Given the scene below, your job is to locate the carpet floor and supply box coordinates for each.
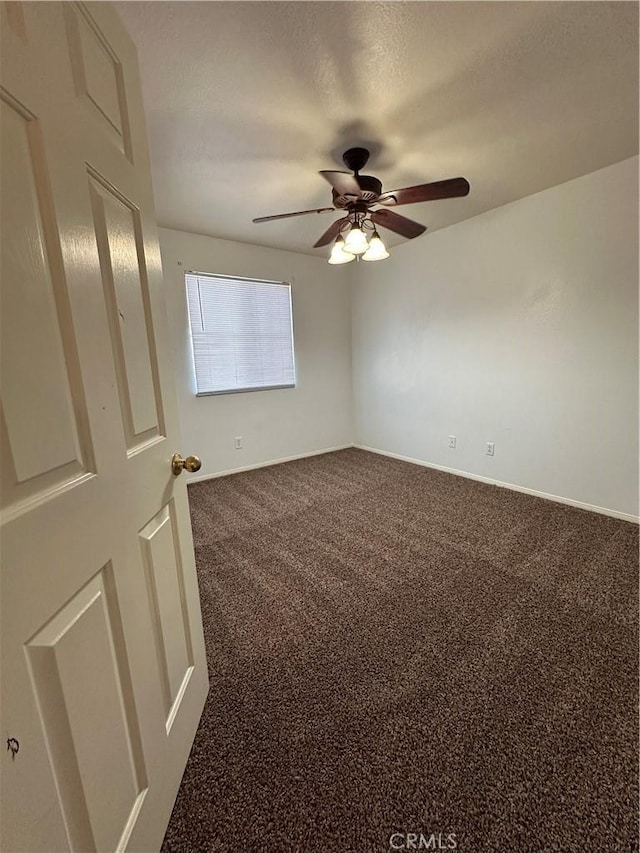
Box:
[161,448,638,853]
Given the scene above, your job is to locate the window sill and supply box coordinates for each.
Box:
[196,384,296,397]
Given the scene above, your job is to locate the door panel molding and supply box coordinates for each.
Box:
[87,164,166,452]
[64,2,132,159]
[0,87,95,515]
[26,564,148,853]
[139,501,195,732]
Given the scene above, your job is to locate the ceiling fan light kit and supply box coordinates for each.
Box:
[343,223,369,255]
[362,230,390,262]
[253,147,470,265]
[328,235,355,265]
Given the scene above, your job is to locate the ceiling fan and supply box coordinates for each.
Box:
[252,147,470,263]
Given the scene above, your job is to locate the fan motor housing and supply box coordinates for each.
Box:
[357,175,382,197]
[332,174,383,208]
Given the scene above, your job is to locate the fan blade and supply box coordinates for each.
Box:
[319,170,362,198]
[253,207,335,223]
[371,209,426,239]
[313,217,349,248]
[377,177,470,206]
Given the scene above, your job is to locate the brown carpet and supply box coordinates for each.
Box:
[162,448,638,853]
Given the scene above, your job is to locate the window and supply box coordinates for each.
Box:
[185,272,296,395]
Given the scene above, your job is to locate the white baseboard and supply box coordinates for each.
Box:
[354,444,639,524]
[185,444,354,484]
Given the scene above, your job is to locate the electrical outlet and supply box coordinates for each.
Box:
[234,436,243,450]
[448,435,456,449]
[486,442,495,456]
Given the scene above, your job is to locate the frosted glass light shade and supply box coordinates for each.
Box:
[343,226,369,255]
[362,234,389,261]
[328,237,355,265]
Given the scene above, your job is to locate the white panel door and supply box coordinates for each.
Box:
[0,3,209,851]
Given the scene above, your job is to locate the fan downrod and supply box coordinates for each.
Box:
[342,147,370,174]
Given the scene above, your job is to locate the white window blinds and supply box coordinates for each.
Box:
[185,272,296,395]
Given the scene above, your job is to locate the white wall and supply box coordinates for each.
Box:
[351,157,639,518]
[160,228,352,479]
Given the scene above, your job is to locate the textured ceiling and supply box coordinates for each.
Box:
[116,1,639,257]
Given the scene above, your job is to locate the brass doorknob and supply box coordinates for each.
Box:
[171,453,202,476]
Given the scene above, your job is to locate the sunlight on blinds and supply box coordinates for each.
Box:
[185,273,296,395]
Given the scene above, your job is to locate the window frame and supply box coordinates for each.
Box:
[185,270,297,397]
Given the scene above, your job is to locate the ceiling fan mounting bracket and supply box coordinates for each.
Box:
[342,147,370,174]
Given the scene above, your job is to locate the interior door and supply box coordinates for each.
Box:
[0,3,208,851]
